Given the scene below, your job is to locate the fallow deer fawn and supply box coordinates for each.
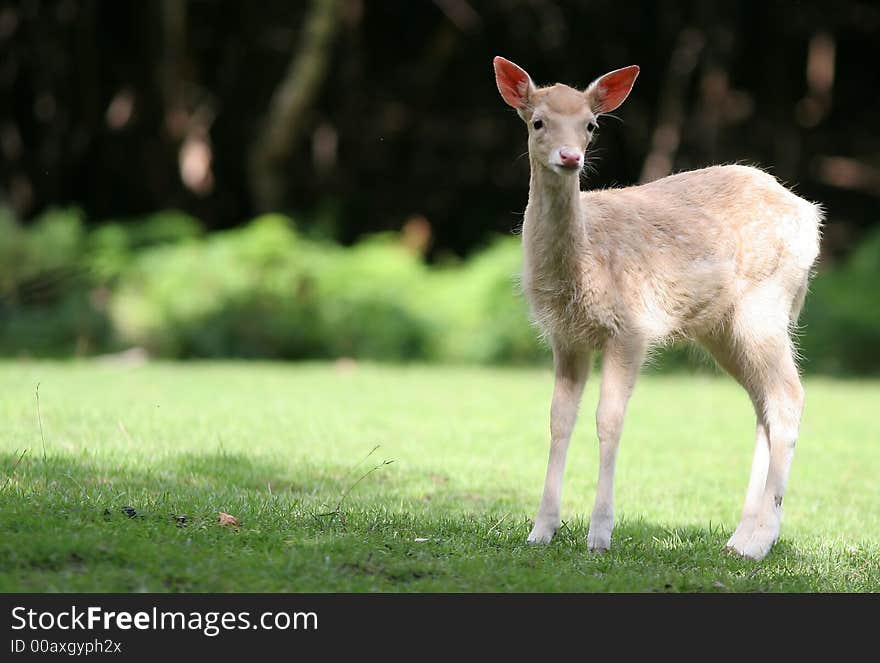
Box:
[493,56,822,561]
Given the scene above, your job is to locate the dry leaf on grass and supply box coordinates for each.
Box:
[218,512,240,528]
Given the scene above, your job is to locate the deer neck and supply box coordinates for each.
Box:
[523,162,587,283]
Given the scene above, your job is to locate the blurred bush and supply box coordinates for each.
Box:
[1,208,878,373]
[111,216,432,359]
[416,239,544,363]
[0,208,203,356]
[798,228,880,375]
[0,207,108,356]
[109,216,543,362]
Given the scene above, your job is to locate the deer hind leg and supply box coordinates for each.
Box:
[700,332,770,552]
[726,420,771,552]
[708,290,805,561]
[736,345,803,561]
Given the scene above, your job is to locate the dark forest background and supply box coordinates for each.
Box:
[1,0,879,370]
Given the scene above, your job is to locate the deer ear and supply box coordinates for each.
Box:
[585,65,640,114]
[493,56,534,109]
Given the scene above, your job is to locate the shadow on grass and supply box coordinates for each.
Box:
[1,451,876,592]
[0,448,524,511]
[2,448,355,496]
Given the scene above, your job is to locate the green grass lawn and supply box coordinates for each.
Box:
[0,360,877,592]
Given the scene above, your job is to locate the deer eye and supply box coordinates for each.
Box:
[532,119,544,130]
[587,121,597,133]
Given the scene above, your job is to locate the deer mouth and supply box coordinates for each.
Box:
[549,160,583,175]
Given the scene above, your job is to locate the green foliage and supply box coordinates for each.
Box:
[0,207,85,287]
[108,216,543,362]
[110,217,432,359]
[799,228,880,375]
[416,238,546,363]
[310,234,431,360]
[88,210,203,282]
[0,208,108,356]
[0,208,204,357]
[1,210,878,373]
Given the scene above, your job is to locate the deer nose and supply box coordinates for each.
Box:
[558,148,582,169]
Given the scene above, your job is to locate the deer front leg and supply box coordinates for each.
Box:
[527,346,591,544]
[587,338,644,553]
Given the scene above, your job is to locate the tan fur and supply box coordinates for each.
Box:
[496,58,823,561]
[523,164,821,348]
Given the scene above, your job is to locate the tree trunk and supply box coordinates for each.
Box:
[248,0,343,212]
[639,28,704,183]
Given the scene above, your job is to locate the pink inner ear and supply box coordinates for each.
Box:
[591,65,640,113]
[494,57,531,109]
